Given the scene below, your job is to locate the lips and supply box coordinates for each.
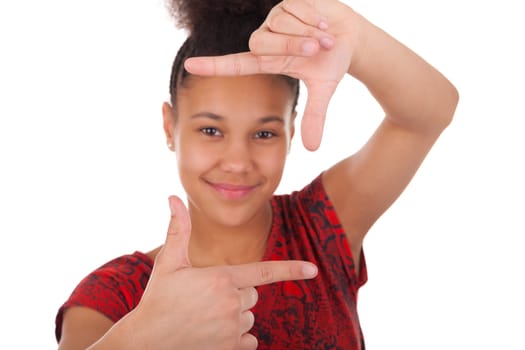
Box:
[205,181,259,200]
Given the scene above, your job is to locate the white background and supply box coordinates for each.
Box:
[1,0,524,349]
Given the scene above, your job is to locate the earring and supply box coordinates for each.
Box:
[167,142,173,150]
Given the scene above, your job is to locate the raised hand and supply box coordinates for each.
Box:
[184,0,360,151]
[126,196,318,350]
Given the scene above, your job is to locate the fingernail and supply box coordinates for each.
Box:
[302,264,318,277]
[302,41,317,55]
[320,37,335,49]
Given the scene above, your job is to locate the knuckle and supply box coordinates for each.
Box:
[267,12,284,31]
[251,287,259,305]
[247,310,255,323]
[232,55,242,75]
[281,0,295,11]
[248,31,263,53]
[255,55,266,73]
[283,0,319,25]
[240,333,258,349]
[242,287,259,309]
[288,264,295,280]
[284,37,293,54]
[242,310,256,331]
[258,263,274,283]
[282,0,305,14]
[285,37,302,55]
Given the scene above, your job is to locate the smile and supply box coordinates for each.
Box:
[206,181,259,200]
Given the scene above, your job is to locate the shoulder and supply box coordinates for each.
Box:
[65,251,154,305]
[273,173,326,206]
[75,251,154,303]
[98,251,154,277]
[81,251,154,291]
[273,172,338,228]
[55,251,154,341]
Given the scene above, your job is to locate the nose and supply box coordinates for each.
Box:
[219,138,254,173]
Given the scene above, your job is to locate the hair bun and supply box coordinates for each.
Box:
[169,0,280,34]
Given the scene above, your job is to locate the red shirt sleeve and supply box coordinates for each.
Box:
[55,251,153,342]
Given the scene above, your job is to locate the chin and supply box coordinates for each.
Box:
[187,190,271,228]
[210,200,270,227]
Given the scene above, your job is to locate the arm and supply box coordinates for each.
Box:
[57,307,115,350]
[183,1,459,258]
[323,12,459,255]
[58,307,149,350]
[57,196,318,350]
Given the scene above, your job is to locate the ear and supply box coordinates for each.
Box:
[162,102,176,152]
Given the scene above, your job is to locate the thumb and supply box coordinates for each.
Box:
[155,195,192,273]
[301,81,338,151]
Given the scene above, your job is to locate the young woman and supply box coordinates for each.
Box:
[55,0,458,349]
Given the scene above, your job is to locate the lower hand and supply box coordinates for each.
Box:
[127,196,318,350]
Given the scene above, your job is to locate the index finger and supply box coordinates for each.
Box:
[224,260,318,288]
[184,53,263,77]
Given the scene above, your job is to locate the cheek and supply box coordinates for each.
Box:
[255,146,287,178]
[175,134,215,175]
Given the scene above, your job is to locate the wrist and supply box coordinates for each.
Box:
[346,11,371,78]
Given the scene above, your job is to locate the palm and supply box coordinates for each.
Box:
[259,34,350,88]
[263,33,350,91]
[256,27,354,149]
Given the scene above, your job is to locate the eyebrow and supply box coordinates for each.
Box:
[190,112,284,124]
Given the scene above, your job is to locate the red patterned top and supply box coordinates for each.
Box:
[55,175,367,349]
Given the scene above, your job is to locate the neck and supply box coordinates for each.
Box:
[188,201,273,267]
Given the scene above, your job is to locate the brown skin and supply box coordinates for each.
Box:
[58,76,302,350]
[58,308,114,350]
[162,75,296,267]
[184,3,458,267]
[60,196,318,350]
[58,1,458,349]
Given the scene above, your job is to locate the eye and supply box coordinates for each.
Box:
[200,127,222,137]
[254,131,276,139]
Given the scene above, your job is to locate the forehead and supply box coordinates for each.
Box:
[177,75,295,118]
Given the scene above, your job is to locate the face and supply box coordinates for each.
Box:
[163,75,296,228]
